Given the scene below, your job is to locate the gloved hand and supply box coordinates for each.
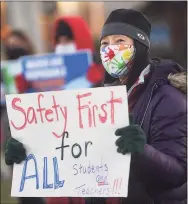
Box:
[115,114,146,155]
[5,137,27,165]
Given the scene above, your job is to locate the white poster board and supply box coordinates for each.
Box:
[6,86,131,197]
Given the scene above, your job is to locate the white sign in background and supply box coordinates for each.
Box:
[6,86,130,197]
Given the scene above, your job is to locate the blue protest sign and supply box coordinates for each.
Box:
[21,51,92,81]
[20,51,93,92]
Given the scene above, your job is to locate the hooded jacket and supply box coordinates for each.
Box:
[14,16,104,93]
[105,59,187,204]
[129,59,186,204]
[47,59,186,204]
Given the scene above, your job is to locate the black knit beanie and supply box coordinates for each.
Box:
[100,9,151,48]
[55,20,74,43]
[102,9,152,89]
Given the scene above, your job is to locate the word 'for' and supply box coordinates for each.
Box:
[56,131,93,160]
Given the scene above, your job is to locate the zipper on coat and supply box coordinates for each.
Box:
[120,198,124,204]
[140,83,158,127]
[139,81,159,204]
[150,199,155,204]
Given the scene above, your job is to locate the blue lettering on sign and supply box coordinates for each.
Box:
[43,157,53,189]
[53,157,65,189]
[20,154,39,192]
[21,51,92,82]
[20,154,65,192]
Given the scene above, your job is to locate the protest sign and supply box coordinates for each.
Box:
[20,50,93,91]
[6,86,130,198]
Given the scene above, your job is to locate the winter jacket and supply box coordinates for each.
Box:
[47,59,187,204]
[130,59,186,204]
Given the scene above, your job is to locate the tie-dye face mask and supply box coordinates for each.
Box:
[100,44,135,78]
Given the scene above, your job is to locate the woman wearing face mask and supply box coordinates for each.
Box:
[53,16,104,89]
[4,30,34,60]
[3,30,34,93]
[2,30,45,204]
[4,9,186,204]
[97,9,186,204]
[1,30,33,167]
[1,30,33,146]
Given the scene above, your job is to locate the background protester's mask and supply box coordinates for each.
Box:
[100,44,135,78]
[5,46,30,60]
[55,43,77,54]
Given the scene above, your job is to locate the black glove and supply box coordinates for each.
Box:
[5,137,27,165]
[115,114,146,155]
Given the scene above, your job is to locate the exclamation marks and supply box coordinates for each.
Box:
[112,178,122,195]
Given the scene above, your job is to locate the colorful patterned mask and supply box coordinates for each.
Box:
[100,44,135,78]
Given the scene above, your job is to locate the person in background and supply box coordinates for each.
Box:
[2,30,45,204]
[4,30,34,60]
[53,16,104,88]
[16,16,104,92]
[1,29,34,171]
[1,30,33,150]
[3,30,34,93]
[1,30,34,145]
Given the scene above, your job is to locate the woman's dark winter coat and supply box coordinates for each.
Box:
[47,59,187,204]
[128,59,187,204]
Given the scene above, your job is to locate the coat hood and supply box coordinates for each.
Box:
[149,59,186,94]
[168,72,186,94]
[52,16,94,52]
